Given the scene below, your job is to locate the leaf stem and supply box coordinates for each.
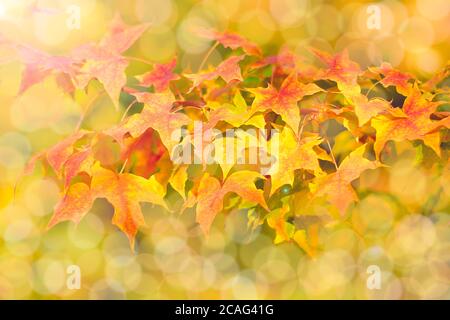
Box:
[75,90,105,131]
[365,79,381,97]
[121,100,138,121]
[326,139,338,170]
[297,115,308,140]
[124,56,154,66]
[119,158,128,174]
[198,41,219,72]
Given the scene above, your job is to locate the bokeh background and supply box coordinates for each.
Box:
[0,0,449,299]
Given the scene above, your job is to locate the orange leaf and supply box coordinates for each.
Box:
[185,55,244,92]
[269,127,324,195]
[47,182,95,229]
[372,62,413,95]
[248,72,322,132]
[196,171,268,234]
[311,145,381,216]
[352,94,392,126]
[72,14,150,109]
[137,57,180,92]
[372,85,444,157]
[90,163,167,249]
[106,91,190,155]
[195,28,261,56]
[267,204,295,244]
[311,48,361,98]
[24,130,91,178]
[63,147,94,189]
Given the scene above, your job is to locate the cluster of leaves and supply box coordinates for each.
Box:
[4,16,449,255]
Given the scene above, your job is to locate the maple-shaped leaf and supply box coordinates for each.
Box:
[196,171,268,234]
[169,165,189,200]
[75,56,128,109]
[370,62,413,96]
[63,147,94,189]
[372,85,444,158]
[120,128,166,178]
[136,57,180,92]
[47,182,95,229]
[184,55,244,91]
[310,145,381,216]
[247,72,322,132]
[251,47,298,72]
[99,14,150,55]
[90,163,167,249]
[251,47,318,80]
[422,62,449,92]
[46,130,91,173]
[48,163,167,249]
[106,91,190,155]
[425,115,450,134]
[267,204,295,244]
[351,94,393,125]
[24,130,91,177]
[311,48,361,98]
[14,44,77,94]
[268,127,324,195]
[72,15,150,109]
[293,225,320,258]
[195,28,262,56]
[204,91,265,130]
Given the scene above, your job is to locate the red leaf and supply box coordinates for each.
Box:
[137,58,180,92]
[195,28,262,56]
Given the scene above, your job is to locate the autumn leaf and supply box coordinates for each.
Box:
[136,57,180,92]
[169,165,189,200]
[251,47,298,74]
[425,115,450,134]
[422,61,449,92]
[372,85,444,157]
[47,182,95,229]
[371,62,413,96]
[196,171,268,234]
[267,204,295,244]
[204,91,265,130]
[247,72,322,132]
[293,225,319,258]
[47,162,167,250]
[15,18,450,258]
[351,94,393,126]
[24,130,91,177]
[106,91,190,155]
[120,128,166,178]
[268,126,324,195]
[184,55,244,92]
[15,44,77,94]
[311,48,361,98]
[90,163,167,249]
[251,47,317,80]
[310,145,381,216]
[63,147,94,189]
[195,28,262,56]
[72,14,150,109]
